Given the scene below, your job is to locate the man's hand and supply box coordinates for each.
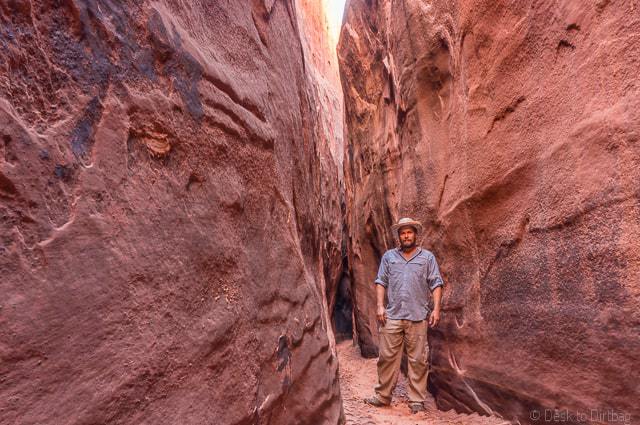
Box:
[429,286,443,328]
[428,309,441,328]
[375,284,386,325]
[376,305,386,325]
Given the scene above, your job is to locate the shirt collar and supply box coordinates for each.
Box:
[394,246,422,262]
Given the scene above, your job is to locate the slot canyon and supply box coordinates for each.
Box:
[0,1,638,425]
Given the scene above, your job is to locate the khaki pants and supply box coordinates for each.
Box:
[375,319,428,404]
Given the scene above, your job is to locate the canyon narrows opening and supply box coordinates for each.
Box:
[1,2,638,425]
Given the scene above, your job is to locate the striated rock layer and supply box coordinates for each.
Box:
[338,0,639,423]
[0,1,344,424]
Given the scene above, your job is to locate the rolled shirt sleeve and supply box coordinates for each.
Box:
[427,255,444,291]
[374,253,389,287]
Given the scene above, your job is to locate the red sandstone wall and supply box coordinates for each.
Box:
[0,1,344,424]
[338,0,640,423]
[296,0,346,324]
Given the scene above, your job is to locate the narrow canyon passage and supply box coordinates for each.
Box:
[1,1,638,425]
[336,1,639,424]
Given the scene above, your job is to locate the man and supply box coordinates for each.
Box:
[364,217,444,414]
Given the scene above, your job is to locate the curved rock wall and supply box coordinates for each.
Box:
[1,1,344,424]
[338,0,639,423]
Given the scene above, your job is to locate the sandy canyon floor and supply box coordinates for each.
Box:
[337,341,510,425]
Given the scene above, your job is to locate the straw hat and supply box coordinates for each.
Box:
[391,217,423,235]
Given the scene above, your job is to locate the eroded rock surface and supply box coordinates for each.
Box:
[1,1,344,424]
[338,0,640,423]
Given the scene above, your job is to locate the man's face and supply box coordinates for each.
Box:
[398,226,417,250]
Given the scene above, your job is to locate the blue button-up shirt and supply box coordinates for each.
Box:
[374,247,444,321]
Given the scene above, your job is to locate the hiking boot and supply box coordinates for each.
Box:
[410,402,425,414]
[363,396,389,407]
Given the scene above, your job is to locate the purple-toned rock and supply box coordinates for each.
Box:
[338,0,640,423]
[0,1,344,424]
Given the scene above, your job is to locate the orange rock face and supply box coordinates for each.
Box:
[1,1,343,424]
[338,0,639,423]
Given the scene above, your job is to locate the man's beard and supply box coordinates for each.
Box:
[400,239,416,251]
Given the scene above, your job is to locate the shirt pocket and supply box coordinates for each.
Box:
[408,258,429,282]
[388,259,403,279]
[387,259,403,299]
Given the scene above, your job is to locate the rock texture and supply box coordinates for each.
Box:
[338,0,640,423]
[0,1,344,424]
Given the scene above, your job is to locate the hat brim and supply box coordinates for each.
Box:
[391,221,423,235]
